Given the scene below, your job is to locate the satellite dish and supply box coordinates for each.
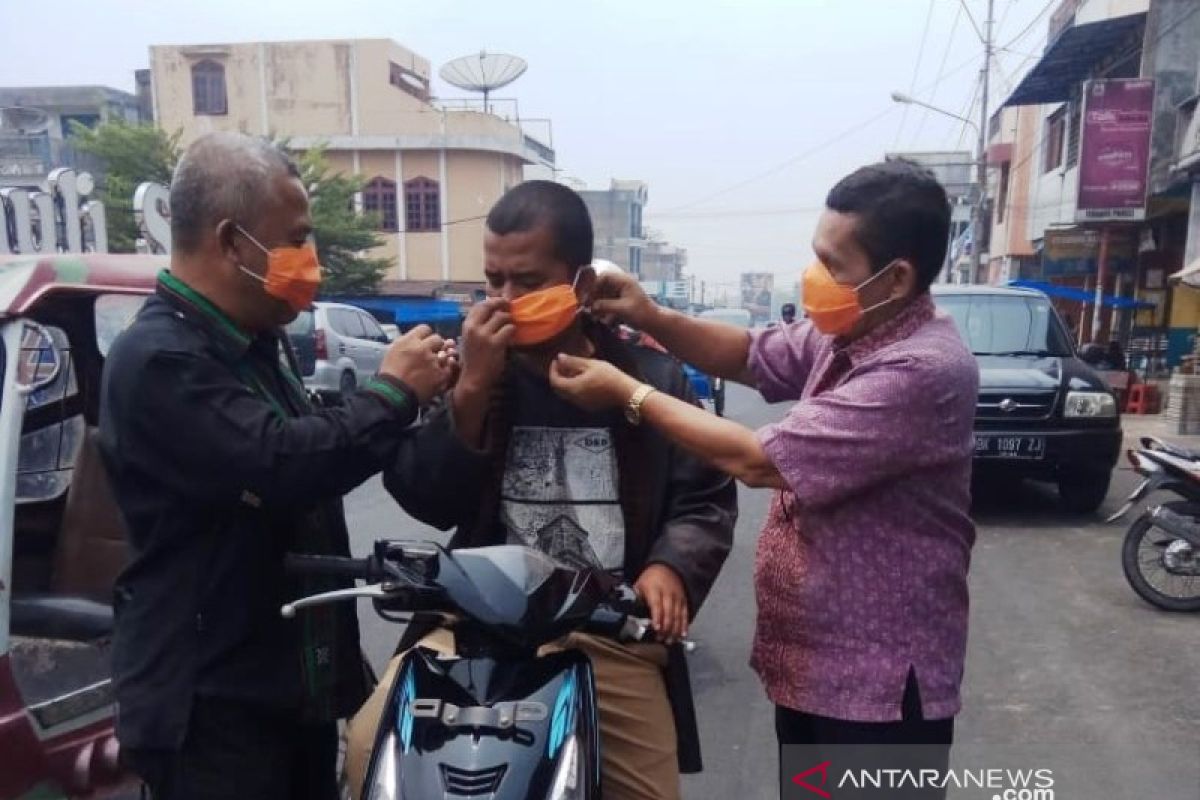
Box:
[439,51,528,112]
[0,106,51,135]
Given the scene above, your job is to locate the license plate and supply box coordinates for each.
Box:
[975,435,1046,460]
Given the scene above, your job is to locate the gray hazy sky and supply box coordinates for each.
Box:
[2,0,1051,290]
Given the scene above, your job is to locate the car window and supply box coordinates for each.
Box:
[343,309,369,340]
[937,295,1074,356]
[95,294,148,357]
[358,312,386,341]
[336,309,367,339]
[286,310,315,336]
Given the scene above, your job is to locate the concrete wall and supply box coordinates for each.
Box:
[152,38,539,286]
[1142,0,1200,194]
[990,106,1038,260]
[1026,103,1080,244]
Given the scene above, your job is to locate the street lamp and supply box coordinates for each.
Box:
[892,91,988,284]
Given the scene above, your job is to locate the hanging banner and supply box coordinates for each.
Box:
[1076,78,1155,222]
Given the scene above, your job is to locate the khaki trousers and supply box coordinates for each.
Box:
[344,631,680,800]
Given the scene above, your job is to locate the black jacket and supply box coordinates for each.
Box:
[384,329,737,771]
[100,273,416,749]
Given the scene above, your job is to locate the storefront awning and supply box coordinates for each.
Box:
[1169,258,1200,289]
[331,296,463,323]
[1008,279,1155,309]
[1003,13,1147,107]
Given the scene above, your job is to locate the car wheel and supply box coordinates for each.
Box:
[1057,470,1111,514]
[339,370,357,396]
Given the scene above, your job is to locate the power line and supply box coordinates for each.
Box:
[993,3,1200,232]
[912,1,965,144]
[960,0,987,43]
[1000,0,1056,51]
[658,51,985,214]
[895,0,938,148]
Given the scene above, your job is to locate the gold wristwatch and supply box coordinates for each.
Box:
[625,384,657,426]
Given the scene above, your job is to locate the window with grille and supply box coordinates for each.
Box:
[191,60,228,116]
[1066,98,1082,169]
[1043,108,1066,173]
[404,178,440,232]
[363,177,398,231]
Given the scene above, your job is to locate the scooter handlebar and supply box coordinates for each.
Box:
[284,553,378,582]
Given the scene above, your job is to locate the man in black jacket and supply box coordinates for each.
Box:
[345,182,736,800]
[100,133,453,799]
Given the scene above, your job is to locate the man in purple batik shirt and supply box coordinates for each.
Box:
[549,160,978,795]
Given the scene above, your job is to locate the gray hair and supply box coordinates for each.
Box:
[169,132,300,254]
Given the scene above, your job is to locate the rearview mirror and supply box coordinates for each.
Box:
[16,321,63,396]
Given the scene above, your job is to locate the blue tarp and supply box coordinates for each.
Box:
[330,296,462,323]
[1007,280,1156,310]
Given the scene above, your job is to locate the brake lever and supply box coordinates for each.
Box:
[281,585,388,618]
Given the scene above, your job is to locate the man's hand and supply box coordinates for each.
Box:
[380,325,451,405]
[548,353,640,412]
[634,564,690,644]
[458,298,514,395]
[450,299,514,448]
[587,270,660,332]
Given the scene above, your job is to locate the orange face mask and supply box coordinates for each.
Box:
[236,225,322,313]
[802,260,896,336]
[509,281,580,347]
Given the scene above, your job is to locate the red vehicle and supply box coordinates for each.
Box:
[0,253,162,799]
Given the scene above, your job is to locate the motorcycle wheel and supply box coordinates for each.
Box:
[1121,502,1200,612]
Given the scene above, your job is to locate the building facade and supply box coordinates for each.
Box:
[0,86,144,191]
[579,180,648,276]
[984,106,1040,285]
[149,38,556,293]
[884,151,976,283]
[995,0,1200,370]
[640,238,687,282]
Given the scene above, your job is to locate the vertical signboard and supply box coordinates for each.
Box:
[740,272,774,324]
[1076,78,1155,222]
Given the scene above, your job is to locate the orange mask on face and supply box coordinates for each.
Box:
[801,260,897,336]
[510,283,580,347]
[236,225,322,313]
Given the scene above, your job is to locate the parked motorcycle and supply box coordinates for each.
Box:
[1108,436,1200,611]
[283,540,686,800]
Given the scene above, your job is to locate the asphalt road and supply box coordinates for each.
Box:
[343,385,1200,799]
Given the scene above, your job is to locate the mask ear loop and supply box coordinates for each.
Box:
[855,261,903,316]
[571,265,592,321]
[232,224,271,285]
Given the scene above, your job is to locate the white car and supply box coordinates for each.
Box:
[286,302,391,397]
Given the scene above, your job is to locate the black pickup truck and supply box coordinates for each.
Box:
[933,285,1122,513]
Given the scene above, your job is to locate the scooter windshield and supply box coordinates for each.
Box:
[436,546,612,646]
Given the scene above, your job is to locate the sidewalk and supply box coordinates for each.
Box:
[1121,413,1200,447]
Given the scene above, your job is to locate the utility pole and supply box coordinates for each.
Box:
[972,0,994,284]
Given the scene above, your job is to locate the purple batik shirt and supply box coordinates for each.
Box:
[748,293,978,723]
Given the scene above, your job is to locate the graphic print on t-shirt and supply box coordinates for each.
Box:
[501,426,625,572]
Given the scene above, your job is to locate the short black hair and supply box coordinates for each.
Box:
[825,160,951,292]
[781,303,796,313]
[486,180,594,271]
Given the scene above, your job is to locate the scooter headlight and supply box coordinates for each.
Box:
[1065,391,1117,418]
[546,734,584,800]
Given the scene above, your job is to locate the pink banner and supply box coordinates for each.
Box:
[1077,78,1155,222]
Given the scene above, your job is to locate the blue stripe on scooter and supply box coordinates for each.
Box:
[396,667,416,753]
[547,669,578,758]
